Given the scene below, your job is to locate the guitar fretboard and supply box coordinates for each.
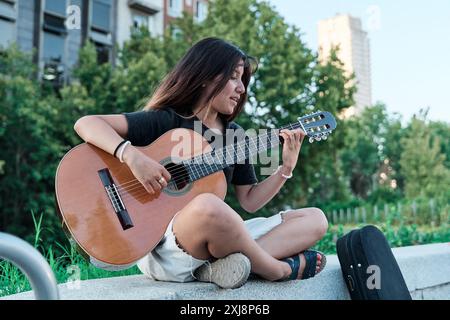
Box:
[183,122,303,182]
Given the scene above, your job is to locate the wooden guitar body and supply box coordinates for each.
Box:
[55,128,227,268]
[55,110,336,270]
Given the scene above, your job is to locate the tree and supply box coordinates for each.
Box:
[302,48,355,206]
[113,52,167,110]
[0,45,62,238]
[0,0,357,243]
[381,111,406,198]
[340,104,388,199]
[429,120,450,169]
[399,111,450,199]
[166,0,356,215]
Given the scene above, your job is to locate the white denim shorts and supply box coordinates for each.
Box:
[136,211,288,283]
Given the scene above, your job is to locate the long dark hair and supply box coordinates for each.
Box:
[144,37,258,122]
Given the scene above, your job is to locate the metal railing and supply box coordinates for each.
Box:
[0,232,59,300]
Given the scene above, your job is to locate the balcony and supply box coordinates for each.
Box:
[128,0,161,15]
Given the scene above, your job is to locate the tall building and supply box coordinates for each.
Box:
[0,0,208,87]
[318,14,372,117]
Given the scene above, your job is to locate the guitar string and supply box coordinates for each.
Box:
[113,131,281,196]
[114,129,331,202]
[110,150,285,204]
[113,124,328,201]
[114,132,278,194]
[114,136,261,191]
[113,117,329,191]
[112,139,317,203]
[105,121,331,206]
[109,120,330,203]
[110,136,278,203]
[114,122,305,192]
[61,117,329,216]
[112,126,287,190]
[108,127,288,204]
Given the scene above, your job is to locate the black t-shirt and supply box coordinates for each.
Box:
[123,107,258,186]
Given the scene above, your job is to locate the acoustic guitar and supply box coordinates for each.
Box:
[55,111,336,269]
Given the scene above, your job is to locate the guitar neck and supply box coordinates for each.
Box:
[183,121,304,182]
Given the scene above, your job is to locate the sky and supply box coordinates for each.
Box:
[268,0,450,123]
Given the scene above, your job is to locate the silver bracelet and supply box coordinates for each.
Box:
[118,141,131,163]
[276,165,293,179]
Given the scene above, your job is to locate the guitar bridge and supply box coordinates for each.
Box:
[98,168,134,230]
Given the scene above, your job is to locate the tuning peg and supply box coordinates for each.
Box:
[309,137,315,143]
[315,136,322,141]
[322,134,328,140]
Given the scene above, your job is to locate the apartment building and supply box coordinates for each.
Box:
[0,0,208,86]
[318,14,372,116]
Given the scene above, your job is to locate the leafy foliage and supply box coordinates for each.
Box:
[0,0,448,258]
[399,111,450,199]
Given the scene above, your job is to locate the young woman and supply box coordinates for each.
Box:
[74,37,328,289]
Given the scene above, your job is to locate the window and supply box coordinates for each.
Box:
[132,13,149,29]
[168,0,182,17]
[44,0,66,17]
[42,60,65,84]
[43,32,65,62]
[90,0,112,63]
[194,1,207,22]
[94,42,110,64]
[42,32,65,86]
[42,0,67,63]
[43,12,66,34]
[171,26,182,39]
[0,0,16,20]
[0,0,16,49]
[92,1,110,30]
[42,0,67,62]
[0,19,15,49]
[92,0,111,33]
[42,0,67,86]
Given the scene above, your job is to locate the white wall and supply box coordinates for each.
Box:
[116,0,164,50]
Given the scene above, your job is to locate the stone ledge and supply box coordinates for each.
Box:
[2,243,449,300]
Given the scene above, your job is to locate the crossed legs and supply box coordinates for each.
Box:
[172,193,328,281]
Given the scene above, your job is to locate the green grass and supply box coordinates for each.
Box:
[1,211,449,298]
[0,212,141,297]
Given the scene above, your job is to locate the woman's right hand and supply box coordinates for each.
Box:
[122,146,171,194]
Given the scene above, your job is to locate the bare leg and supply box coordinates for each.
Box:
[172,193,291,281]
[255,208,329,278]
[256,208,328,258]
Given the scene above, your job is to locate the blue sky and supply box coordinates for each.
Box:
[268,0,450,123]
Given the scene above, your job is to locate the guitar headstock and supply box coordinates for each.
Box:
[298,110,337,143]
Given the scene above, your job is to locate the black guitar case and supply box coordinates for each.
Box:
[336,225,412,300]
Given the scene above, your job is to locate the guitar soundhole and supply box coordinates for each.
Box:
[164,162,189,192]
